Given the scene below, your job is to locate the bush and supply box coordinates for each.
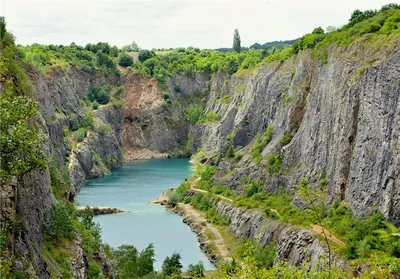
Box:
[92,100,99,109]
[251,125,274,163]
[204,111,218,123]
[89,85,110,105]
[188,262,205,277]
[226,145,235,158]
[97,124,112,135]
[115,244,156,278]
[162,252,182,276]
[111,99,122,108]
[185,105,204,123]
[45,202,76,241]
[118,52,133,67]
[88,262,103,279]
[280,135,292,145]
[138,50,155,62]
[96,50,115,69]
[0,84,45,177]
[267,153,281,174]
[72,127,87,142]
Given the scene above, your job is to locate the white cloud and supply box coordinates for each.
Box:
[1,0,398,49]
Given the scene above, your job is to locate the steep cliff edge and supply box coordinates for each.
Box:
[193,37,400,225]
[214,200,343,269]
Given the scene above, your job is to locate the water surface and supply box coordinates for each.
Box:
[76,159,214,271]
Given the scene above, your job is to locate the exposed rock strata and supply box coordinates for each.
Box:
[214,201,344,269]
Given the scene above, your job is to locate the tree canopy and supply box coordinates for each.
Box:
[233,29,241,53]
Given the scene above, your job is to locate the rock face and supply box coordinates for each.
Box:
[214,201,342,269]
[193,40,400,225]
[0,171,54,278]
[120,71,209,160]
[28,66,124,191]
[5,34,400,277]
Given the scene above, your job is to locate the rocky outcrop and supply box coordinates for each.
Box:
[0,171,54,278]
[76,206,126,215]
[214,201,343,269]
[194,39,400,225]
[120,71,210,160]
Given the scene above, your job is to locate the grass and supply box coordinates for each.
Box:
[251,124,274,164]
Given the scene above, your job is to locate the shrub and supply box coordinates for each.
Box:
[118,52,133,67]
[138,49,155,62]
[97,124,112,135]
[203,111,219,123]
[88,85,110,105]
[251,125,274,163]
[88,262,103,279]
[280,135,292,145]
[225,130,235,142]
[162,252,182,276]
[226,145,235,158]
[45,202,76,241]
[111,99,122,108]
[267,153,281,174]
[188,262,205,277]
[92,100,99,109]
[185,105,204,123]
[0,84,45,177]
[96,50,115,69]
[72,127,87,142]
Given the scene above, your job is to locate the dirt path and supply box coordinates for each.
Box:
[190,178,234,203]
[312,225,346,246]
[179,203,231,260]
[190,177,346,247]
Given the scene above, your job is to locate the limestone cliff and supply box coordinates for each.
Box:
[192,38,400,226]
[3,31,400,277]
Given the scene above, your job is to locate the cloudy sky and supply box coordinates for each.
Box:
[1,0,397,49]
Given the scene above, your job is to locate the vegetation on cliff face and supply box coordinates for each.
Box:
[0,17,45,181]
[2,3,400,278]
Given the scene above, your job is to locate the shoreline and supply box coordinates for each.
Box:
[169,204,227,267]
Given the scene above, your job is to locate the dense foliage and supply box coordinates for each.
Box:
[19,42,118,74]
[118,52,134,67]
[0,17,45,180]
[162,252,183,277]
[115,244,156,278]
[88,84,111,104]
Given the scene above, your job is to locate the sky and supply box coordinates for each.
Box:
[1,0,398,49]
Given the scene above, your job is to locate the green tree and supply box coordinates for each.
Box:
[0,83,45,177]
[138,49,155,62]
[45,202,76,241]
[96,50,114,69]
[118,52,133,67]
[297,177,331,270]
[131,41,140,52]
[233,29,241,53]
[115,244,156,278]
[116,245,139,278]
[312,26,325,34]
[162,252,182,276]
[110,45,119,57]
[137,243,156,277]
[188,261,205,277]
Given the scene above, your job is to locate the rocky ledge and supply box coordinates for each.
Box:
[214,201,345,269]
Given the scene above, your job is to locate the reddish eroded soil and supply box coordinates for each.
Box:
[312,225,346,246]
[120,71,167,160]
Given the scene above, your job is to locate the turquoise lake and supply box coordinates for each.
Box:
[75,158,214,271]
